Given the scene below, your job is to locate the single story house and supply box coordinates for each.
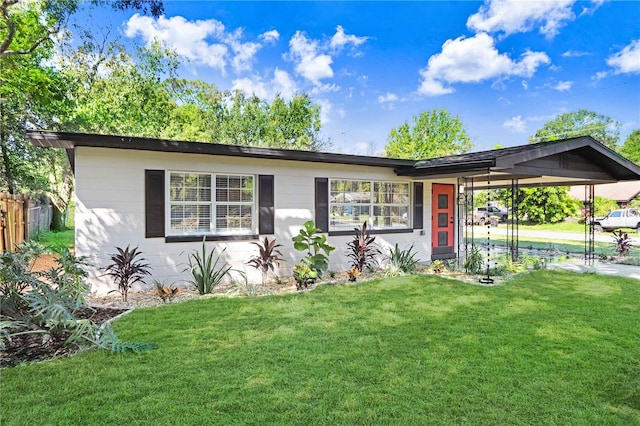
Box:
[569,181,640,208]
[28,131,640,294]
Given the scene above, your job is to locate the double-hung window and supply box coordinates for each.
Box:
[329,179,410,231]
[169,172,254,235]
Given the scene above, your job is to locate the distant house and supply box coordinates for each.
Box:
[27,132,640,294]
[569,181,640,208]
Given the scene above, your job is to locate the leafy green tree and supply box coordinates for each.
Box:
[593,196,619,218]
[63,38,178,138]
[1,0,163,58]
[0,18,72,197]
[529,109,621,148]
[522,109,623,225]
[619,129,640,164]
[1,0,163,230]
[517,187,579,224]
[160,80,325,150]
[385,108,471,159]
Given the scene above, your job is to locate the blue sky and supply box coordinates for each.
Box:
[74,1,640,155]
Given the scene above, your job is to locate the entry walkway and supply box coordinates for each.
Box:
[548,260,640,280]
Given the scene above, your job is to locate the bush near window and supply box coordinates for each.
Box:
[292,221,335,279]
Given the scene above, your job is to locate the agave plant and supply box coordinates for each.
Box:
[384,243,420,276]
[104,245,152,302]
[347,221,380,273]
[183,238,235,295]
[247,237,284,285]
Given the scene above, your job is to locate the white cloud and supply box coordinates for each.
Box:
[259,30,280,43]
[503,115,526,133]
[330,25,368,52]
[592,70,609,80]
[286,27,368,86]
[288,31,334,84]
[231,68,298,100]
[562,50,589,58]
[551,80,573,91]
[467,0,578,38]
[311,83,340,95]
[125,14,228,71]
[377,92,398,103]
[124,14,274,74]
[418,33,550,96]
[316,98,332,124]
[225,29,261,73]
[607,39,640,74]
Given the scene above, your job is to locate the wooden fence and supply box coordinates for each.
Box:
[0,193,27,253]
[0,193,52,253]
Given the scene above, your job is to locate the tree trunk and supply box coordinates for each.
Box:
[50,203,65,231]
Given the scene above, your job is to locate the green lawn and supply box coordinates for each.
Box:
[473,236,615,257]
[35,229,74,252]
[2,272,638,425]
[516,221,586,233]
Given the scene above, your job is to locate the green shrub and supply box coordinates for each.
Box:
[384,243,420,276]
[463,245,484,274]
[430,259,446,274]
[0,244,101,350]
[293,260,317,290]
[292,221,335,279]
[183,238,235,295]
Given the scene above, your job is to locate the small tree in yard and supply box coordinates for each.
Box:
[104,245,152,302]
[292,220,335,278]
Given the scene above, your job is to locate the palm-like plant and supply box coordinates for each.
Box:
[104,245,152,302]
[611,230,633,257]
[183,238,234,295]
[247,237,284,285]
[347,221,380,273]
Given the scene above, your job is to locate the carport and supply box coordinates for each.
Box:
[395,136,640,268]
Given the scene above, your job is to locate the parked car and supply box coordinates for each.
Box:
[466,208,490,225]
[592,208,640,233]
[466,206,504,225]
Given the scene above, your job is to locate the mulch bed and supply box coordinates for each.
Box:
[1,307,128,368]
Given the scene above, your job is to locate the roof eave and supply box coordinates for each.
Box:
[26,130,416,169]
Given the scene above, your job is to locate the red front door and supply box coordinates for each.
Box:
[432,183,455,259]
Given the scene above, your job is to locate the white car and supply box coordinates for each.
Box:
[592,208,640,233]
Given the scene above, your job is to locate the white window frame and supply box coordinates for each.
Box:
[167,171,256,236]
[329,178,411,232]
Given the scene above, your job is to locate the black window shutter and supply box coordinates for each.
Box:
[413,182,423,230]
[145,170,165,238]
[258,175,275,235]
[315,178,329,232]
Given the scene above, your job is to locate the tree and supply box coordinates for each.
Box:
[620,129,640,164]
[523,109,623,225]
[1,0,164,230]
[385,108,471,159]
[517,187,579,224]
[529,109,621,149]
[0,0,163,57]
[62,38,178,138]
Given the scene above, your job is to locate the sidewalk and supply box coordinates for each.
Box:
[547,259,640,280]
[485,227,640,245]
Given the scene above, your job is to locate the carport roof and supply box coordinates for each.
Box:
[27,131,640,188]
[395,136,640,188]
